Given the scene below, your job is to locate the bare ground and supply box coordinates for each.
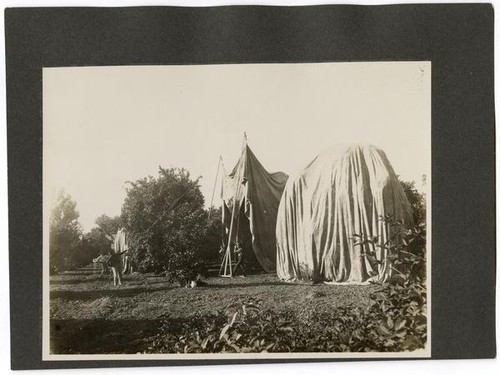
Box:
[50,266,380,354]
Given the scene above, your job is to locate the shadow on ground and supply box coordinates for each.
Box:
[50,275,169,286]
[50,284,176,301]
[51,319,164,354]
[205,281,311,289]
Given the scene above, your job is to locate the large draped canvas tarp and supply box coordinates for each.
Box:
[276,144,413,283]
[221,144,288,272]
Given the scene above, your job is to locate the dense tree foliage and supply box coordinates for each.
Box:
[204,206,225,264]
[84,214,122,258]
[95,214,122,240]
[121,167,220,282]
[400,178,426,225]
[49,192,83,273]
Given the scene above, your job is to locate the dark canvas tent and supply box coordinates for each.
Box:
[276,144,413,283]
[220,141,288,274]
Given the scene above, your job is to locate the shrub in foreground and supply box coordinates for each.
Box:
[146,277,426,354]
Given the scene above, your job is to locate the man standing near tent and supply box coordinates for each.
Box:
[232,241,246,277]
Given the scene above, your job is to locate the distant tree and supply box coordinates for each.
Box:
[400,178,426,226]
[83,214,122,258]
[121,167,210,283]
[49,191,83,273]
[83,228,108,256]
[94,214,122,240]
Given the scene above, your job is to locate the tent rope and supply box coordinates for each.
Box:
[207,156,222,222]
[235,133,247,242]
[220,134,247,277]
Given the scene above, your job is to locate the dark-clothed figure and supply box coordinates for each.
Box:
[233,241,246,277]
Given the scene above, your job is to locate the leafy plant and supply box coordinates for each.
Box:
[353,214,427,351]
[146,300,300,353]
[400,178,426,226]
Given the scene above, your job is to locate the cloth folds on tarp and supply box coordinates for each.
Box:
[221,145,288,272]
[276,144,413,283]
[113,228,129,254]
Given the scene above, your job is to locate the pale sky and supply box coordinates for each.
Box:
[43,62,431,231]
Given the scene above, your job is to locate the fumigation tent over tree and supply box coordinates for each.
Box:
[219,136,288,275]
[114,228,134,274]
[276,144,413,283]
[114,228,129,254]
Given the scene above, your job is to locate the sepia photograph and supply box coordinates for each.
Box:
[43,62,430,359]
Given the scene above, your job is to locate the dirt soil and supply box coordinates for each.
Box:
[50,265,380,354]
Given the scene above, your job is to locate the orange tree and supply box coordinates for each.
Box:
[121,167,218,283]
